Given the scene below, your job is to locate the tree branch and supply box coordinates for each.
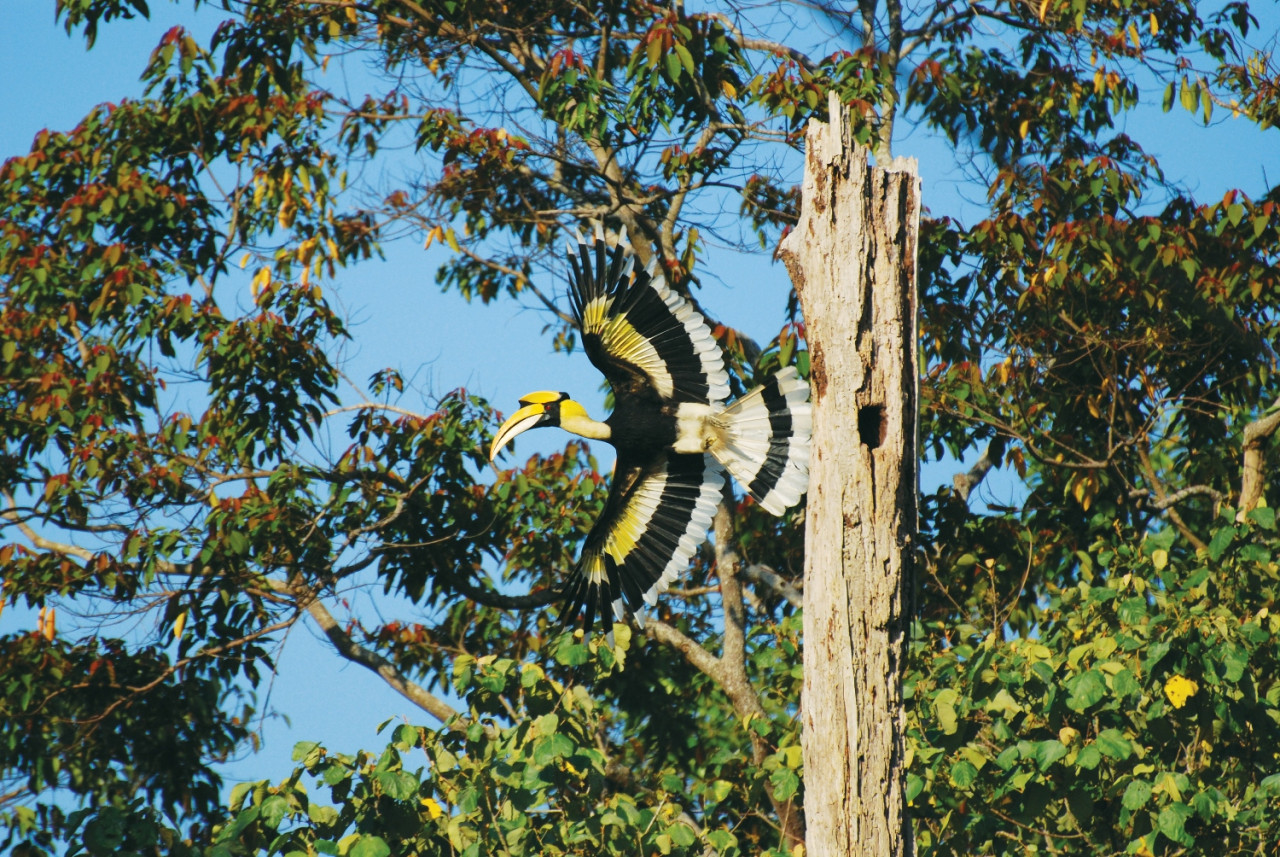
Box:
[1239,399,1280,516]
[952,437,1007,503]
[448,576,560,610]
[740,563,803,609]
[712,502,806,850]
[1130,484,1225,511]
[1135,445,1208,552]
[269,576,470,729]
[714,503,751,701]
[644,617,725,678]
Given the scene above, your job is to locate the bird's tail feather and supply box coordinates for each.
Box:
[711,366,811,516]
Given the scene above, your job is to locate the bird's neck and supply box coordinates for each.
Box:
[561,412,612,441]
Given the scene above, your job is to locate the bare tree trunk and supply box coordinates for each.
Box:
[778,92,920,857]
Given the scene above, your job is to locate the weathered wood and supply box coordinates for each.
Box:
[778,92,920,857]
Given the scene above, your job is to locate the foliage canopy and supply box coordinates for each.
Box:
[3,0,1280,855]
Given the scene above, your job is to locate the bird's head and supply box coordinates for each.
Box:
[489,391,592,460]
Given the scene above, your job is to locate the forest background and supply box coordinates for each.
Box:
[3,0,1280,855]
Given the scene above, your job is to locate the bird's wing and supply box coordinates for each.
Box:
[566,229,729,405]
[560,451,723,633]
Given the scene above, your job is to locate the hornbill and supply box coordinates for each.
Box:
[490,227,811,632]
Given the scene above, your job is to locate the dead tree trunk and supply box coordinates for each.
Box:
[778,93,921,857]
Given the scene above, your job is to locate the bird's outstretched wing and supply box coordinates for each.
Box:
[560,451,723,632]
[566,228,729,405]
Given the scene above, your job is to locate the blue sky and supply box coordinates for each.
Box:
[2,0,1277,794]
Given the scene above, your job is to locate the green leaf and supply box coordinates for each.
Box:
[707,779,734,803]
[1247,505,1276,529]
[1066,670,1106,712]
[1122,779,1152,810]
[376,769,419,800]
[227,530,250,556]
[259,795,289,829]
[906,774,924,804]
[1094,729,1132,761]
[933,689,960,735]
[707,829,737,852]
[949,759,978,788]
[292,741,322,763]
[349,835,391,857]
[1157,803,1194,846]
[668,823,696,847]
[674,43,695,77]
[217,805,260,843]
[1034,739,1068,771]
[229,781,254,812]
[769,767,800,801]
[394,724,420,749]
[1075,745,1102,770]
[665,50,682,83]
[1220,645,1248,682]
[1208,524,1235,560]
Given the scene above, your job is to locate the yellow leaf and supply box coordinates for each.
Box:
[420,798,444,819]
[1149,12,1158,36]
[251,266,272,298]
[444,227,461,253]
[1009,446,1027,477]
[1152,549,1168,570]
[1018,119,1030,139]
[721,79,738,99]
[173,610,187,639]
[39,606,57,641]
[1037,0,1050,22]
[1071,474,1096,511]
[646,34,663,69]
[1164,674,1198,709]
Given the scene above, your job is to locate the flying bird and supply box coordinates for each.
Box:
[491,226,811,632]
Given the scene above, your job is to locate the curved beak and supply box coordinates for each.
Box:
[490,403,550,461]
